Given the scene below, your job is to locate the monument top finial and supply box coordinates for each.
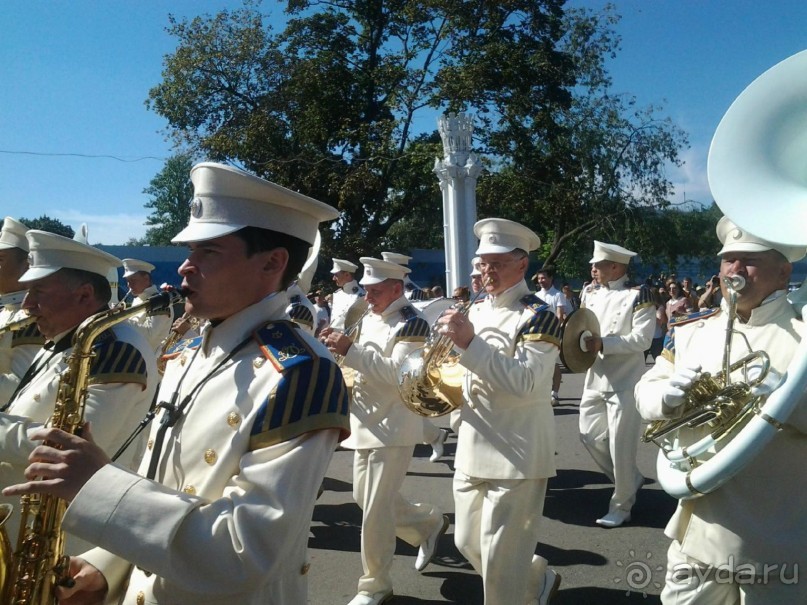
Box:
[438,112,474,155]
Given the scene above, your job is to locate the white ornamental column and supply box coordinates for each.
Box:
[434,112,482,293]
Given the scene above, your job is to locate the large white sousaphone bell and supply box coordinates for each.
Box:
[655,49,807,500]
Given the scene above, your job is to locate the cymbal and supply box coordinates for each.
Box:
[560,308,600,373]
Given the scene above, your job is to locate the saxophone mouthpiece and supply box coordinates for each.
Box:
[724,275,746,292]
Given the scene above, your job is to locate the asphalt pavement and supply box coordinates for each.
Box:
[308,363,677,604]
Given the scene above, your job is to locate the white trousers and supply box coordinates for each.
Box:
[453,471,550,605]
[422,419,441,444]
[353,446,443,595]
[662,540,805,605]
[578,388,643,513]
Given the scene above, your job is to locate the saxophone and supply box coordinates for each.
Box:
[0,289,183,604]
[157,312,202,374]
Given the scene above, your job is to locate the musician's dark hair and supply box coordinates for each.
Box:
[59,268,112,305]
[232,226,310,290]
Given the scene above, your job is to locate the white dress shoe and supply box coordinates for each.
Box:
[537,568,561,605]
[346,590,393,605]
[429,429,448,462]
[415,514,449,571]
[596,510,631,528]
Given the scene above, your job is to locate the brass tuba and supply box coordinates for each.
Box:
[0,288,183,603]
[651,49,807,500]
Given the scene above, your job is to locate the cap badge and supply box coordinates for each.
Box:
[487,234,498,244]
[190,197,203,219]
[731,228,743,241]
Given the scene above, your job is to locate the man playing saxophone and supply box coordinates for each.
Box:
[321,256,448,605]
[0,231,158,551]
[0,216,44,403]
[5,162,350,605]
[635,216,807,603]
[435,218,563,605]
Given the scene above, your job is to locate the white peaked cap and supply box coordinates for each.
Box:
[470,256,482,277]
[716,216,806,262]
[172,162,339,246]
[589,240,637,265]
[474,218,540,255]
[0,217,30,252]
[122,258,156,277]
[331,258,359,274]
[20,230,122,283]
[381,251,412,267]
[359,257,411,286]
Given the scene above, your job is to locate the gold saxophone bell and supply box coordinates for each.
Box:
[0,503,12,598]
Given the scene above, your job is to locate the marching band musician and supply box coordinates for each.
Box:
[578,241,655,528]
[121,258,175,352]
[4,162,350,605]
[330,257,365,330]
[0,231,157,550]
[381,250,449,463]
[0,216,44,402]
[635,217,807,603]
[322,257,449,605]
[435,218,563,605]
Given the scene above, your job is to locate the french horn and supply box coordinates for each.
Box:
[653,50,807,500]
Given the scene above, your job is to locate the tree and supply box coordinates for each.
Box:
[17,215,74,239]
[146,1,688,266]
[142,153,195,246]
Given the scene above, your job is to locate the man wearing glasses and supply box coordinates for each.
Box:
[436,218,563,605]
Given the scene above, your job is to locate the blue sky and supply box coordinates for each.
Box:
[2,1,807,244]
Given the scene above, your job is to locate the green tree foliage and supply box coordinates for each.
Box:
[16,216,74,239]
[142,153,195,245]
[146,1,689,267]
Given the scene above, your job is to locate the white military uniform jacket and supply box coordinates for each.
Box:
[0,320,156,548]
[581,277,656,392]
[63,293,350,605]
[456,281,562,480]
[330,279,364,331]
[126,285,175,353]
[341,296,430,449]
[635,293,806,572]
[0,298,44,403]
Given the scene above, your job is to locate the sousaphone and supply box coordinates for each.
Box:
[654,49,807,500]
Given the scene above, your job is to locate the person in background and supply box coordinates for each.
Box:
[312,289,331,337]
[578,241,655,528]
[533,266,571,407]
[323,257,449,605]
[561,283,580,312]
[331,258,365,331]
[122,258,175,353]
[0,216,44,402]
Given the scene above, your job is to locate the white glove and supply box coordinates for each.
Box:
[661,364,702,409]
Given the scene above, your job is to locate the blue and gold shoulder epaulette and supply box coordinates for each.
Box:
[394,305,431,343]
[633,284,655,312]
[518,294,562,346]
[251,320,350,450]
[668,307,721,327]
[88,329,148,389]
[161,335,203,366]
[408,288,426,301]
[288,303,314,330]
[11,322,45,348]
[660,308,721,363]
